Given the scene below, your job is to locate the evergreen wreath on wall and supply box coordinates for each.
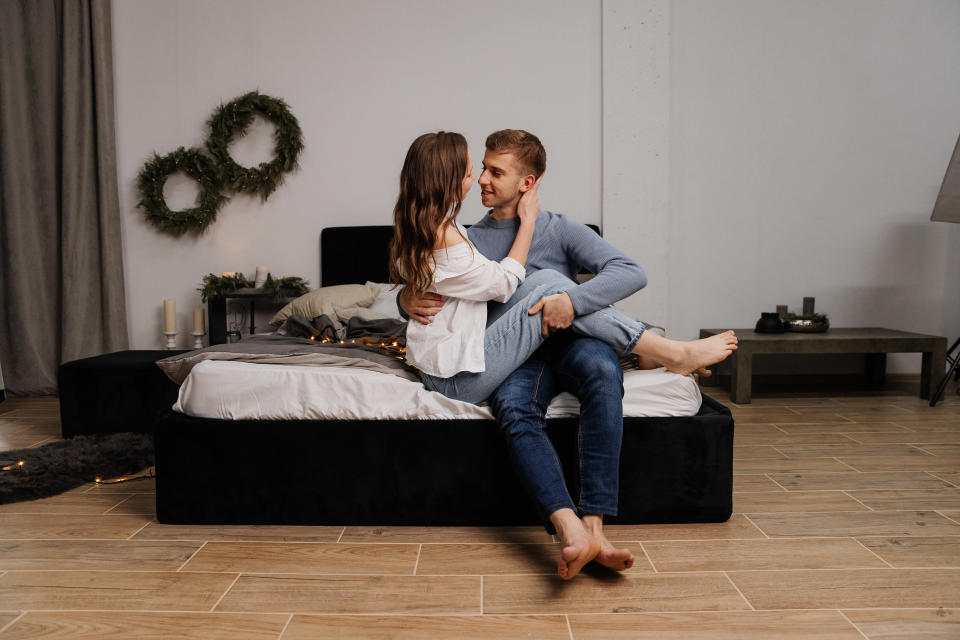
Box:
[136,91,304,235]
[206,90,304,199]
[136,147,227,235]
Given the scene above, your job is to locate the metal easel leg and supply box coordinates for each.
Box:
[930,336,960,407]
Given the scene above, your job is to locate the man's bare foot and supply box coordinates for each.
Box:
[551,508,601,580]
[582,515,634,572]
[559,533,602,580]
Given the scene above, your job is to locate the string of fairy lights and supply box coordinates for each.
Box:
[1,458,155,485]
[310,334,409,363]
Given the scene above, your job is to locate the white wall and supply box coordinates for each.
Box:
[113,0,601,349]
[605,0,960,372]
[114,0,960,373]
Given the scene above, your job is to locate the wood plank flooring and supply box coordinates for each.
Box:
[1,383,959,638]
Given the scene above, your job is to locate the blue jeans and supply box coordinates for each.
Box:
[489,332,624,531]
[419,269,644,404]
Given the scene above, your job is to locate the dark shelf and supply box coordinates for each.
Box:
[207,291,295,345]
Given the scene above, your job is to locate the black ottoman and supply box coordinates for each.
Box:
[155,394,734,526]
[58,350,187,438]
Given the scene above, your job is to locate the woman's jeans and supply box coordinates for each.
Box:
[419,269,645,405]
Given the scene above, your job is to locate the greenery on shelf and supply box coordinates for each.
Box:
[197,273,252,302]
[262,274,310,302]
[197,272,309,303]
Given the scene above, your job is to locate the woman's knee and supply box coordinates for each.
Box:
[528,271,575,300]
[526,268,576,288]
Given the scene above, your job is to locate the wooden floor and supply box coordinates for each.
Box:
[1,381,959,639]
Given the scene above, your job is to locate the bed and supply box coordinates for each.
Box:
[153,225,734,526]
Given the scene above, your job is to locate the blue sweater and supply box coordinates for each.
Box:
[467,210,647,315]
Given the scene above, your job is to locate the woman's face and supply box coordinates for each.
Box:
[461,150,476,200]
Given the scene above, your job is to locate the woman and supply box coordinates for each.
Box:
[390,131,737,405]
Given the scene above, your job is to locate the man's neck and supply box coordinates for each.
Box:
[489,203,519,220]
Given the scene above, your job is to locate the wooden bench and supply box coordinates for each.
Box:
[698,327,947,404]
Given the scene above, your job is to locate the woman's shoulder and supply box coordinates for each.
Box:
[433,223,470,252]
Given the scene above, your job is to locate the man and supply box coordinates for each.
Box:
[400,130,645,580]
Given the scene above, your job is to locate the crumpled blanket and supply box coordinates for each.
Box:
[156,327,415,385]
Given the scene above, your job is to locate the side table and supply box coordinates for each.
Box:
[207,289,295,345]
[699,327,947,404]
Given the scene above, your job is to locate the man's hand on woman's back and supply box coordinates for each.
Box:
[398,287,444,325]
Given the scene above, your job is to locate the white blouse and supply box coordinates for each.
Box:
[405,226,525,378]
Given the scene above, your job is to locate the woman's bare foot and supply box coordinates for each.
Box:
[551,508,601,580]
[633,330,737,377]
[635,354,660,370]
[582,515,634,572]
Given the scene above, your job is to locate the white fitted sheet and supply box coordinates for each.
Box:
[174,360,702,421]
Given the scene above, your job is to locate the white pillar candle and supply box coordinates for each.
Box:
[193,307,205,333]
[163,299,176,333]
[254,265,268,288]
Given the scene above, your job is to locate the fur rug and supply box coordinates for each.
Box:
[0,433,154,504]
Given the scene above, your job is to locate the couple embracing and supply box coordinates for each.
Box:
[390,129,737,580]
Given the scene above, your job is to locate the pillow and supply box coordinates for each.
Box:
[333,305,392,324]
[268,284,380,326]
[365,281,405,319]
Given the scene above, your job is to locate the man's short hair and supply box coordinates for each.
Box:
[485,129,546,178]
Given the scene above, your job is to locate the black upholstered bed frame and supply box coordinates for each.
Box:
[154,226,734,526]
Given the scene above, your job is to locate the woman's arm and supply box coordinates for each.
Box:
[431,175,544,303]
[503,174,542,267]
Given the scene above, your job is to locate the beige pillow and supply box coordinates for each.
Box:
[332,305,392,324]
[268,284,380,326]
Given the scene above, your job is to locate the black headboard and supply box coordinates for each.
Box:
[320,223,601,287]
[320,226,395,286]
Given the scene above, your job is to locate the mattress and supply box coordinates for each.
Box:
[174,360,702,420]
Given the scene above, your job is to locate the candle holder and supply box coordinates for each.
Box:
[191,332,205,349]
[163,332,177,350]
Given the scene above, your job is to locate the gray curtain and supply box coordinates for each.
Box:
[932,133,960,223]
[0,0,128,395]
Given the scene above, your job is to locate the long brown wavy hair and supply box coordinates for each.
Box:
[389,131,470,293]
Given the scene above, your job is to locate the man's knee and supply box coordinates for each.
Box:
[561,339,624,394]
[490,370,551,438]
[592,352,624,385]
[490,389,542,436]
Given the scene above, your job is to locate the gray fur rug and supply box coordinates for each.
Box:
[0,433,154,504]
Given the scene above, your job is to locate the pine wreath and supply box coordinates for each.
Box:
[206,91,304,199]
[136,147,226,235]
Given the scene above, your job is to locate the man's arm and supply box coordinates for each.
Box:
[558,218,647,316]
[397,287,443,325]
[528,217,646,336]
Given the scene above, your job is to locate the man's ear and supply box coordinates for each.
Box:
[517,174,536,193]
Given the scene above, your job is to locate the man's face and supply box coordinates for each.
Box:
[478,150,527,210]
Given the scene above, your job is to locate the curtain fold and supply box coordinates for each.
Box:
[0,0,128,395]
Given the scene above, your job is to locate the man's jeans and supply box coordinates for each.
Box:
[419,269,644,405]
[489,332,625,531]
